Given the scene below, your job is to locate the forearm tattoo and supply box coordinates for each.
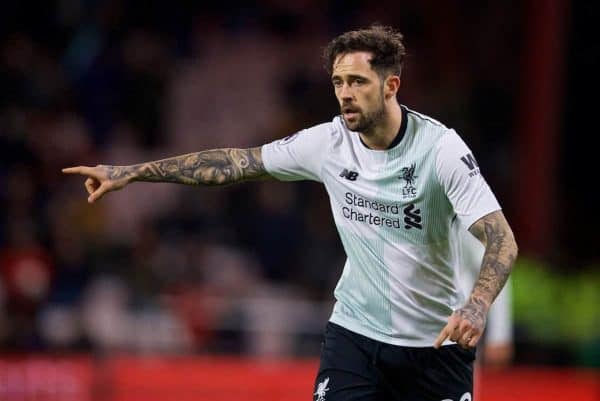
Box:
[106,147,268,186]
[466,210,518,311]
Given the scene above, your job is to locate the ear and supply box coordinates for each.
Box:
[384,75,401,99]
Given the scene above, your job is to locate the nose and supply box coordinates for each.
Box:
[339,82,353,101]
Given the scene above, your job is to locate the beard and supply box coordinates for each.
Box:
[342,94,386,134]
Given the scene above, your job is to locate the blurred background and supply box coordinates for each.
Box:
[0,0,598,400]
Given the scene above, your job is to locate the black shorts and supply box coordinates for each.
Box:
[313,322,475,401]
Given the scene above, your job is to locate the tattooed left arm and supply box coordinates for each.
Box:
[434,210,518,349]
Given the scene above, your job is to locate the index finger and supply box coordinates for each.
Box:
[62,166,93,175]
[433,325,450,349]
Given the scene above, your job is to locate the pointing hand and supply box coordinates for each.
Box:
[433,298,488,349]
[62,165,131,203]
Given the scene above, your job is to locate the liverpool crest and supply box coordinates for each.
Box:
[399,163,418,198]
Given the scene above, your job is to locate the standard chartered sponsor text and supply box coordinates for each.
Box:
[343,192,402,228]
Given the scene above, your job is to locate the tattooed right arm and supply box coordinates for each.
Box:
[62,147,270,202]
[108,147,268,186]
[434,210,517,349]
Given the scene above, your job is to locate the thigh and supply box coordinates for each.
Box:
[313,323,384,401]
[313,369,379,401]
[378,345,475,401]
[409,345,475,401]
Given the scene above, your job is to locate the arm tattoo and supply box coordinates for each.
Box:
[466,210,518,310]
[106,147,268,186]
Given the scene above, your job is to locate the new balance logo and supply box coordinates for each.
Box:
[339,169,359,181]
[403,204,422,230]
[460,153,479,170]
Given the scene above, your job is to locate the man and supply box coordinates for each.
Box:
[64,25,518,401]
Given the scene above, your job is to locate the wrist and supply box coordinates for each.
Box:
[126,166,140,183]
[103,165,139,183]
[466,294,491,312]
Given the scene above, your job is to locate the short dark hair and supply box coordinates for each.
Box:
[323,25,406,79]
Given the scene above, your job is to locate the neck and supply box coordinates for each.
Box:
[359,102,402,150]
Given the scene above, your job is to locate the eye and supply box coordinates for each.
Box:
[332,79,342,88]
[353,78,366,86]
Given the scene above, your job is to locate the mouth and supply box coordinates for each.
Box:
[342,107,360,120]
[344,112,359,121]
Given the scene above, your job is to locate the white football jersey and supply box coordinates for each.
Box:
[261,106,501,346]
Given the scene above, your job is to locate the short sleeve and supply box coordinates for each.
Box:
[435,130,501,229]
[261,122,332,182]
